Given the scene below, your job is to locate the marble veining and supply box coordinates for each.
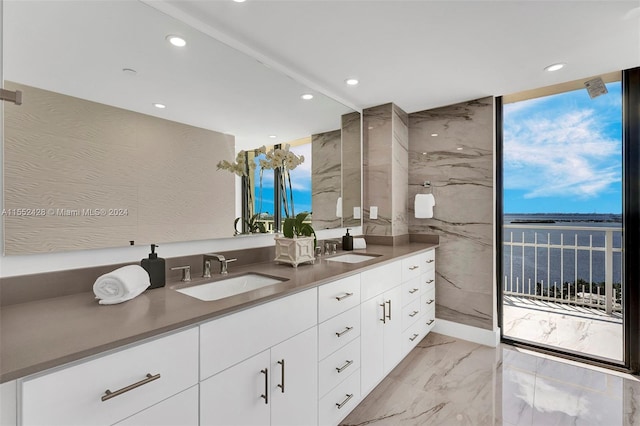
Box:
[312,129,342,229]
[408,97,495,330]
[342,333,640,426]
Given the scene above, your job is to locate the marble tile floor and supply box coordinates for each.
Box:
[341,333,639,426]
[502,296,622,361]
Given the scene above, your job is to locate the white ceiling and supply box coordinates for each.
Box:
[164,0,640,113]
[4,0,639,151]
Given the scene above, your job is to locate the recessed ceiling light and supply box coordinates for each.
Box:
[345,78,359,86]
[166,35,186,47]
[301,94,314,100]
[544,63,565,72]
[233,0,247,2]
[431,133,438,137]
[269,135,277,139]
[153,103,166,109]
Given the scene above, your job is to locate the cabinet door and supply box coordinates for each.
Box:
[360,294,385,395]
[382,285,404,374]
[270,327,318,426]
[115,386,198,426]
[200,350,271,426]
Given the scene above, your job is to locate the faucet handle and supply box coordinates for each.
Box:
[171,265,191,282]
[220,258,237,275]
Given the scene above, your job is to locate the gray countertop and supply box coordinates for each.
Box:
[0,243,437,383]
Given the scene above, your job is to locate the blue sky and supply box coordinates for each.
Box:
[253,143,312,216]
[503,82,622,214]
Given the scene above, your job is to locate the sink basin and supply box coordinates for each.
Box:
[325,253,380,264]
[175,273,287,301]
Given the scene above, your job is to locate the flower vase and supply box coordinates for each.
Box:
[274,236,315,267]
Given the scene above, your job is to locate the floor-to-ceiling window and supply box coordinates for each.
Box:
[498,70,640,371]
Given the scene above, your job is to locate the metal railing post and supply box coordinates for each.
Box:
[605,229,614,314]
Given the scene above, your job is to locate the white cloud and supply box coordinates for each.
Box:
[504,108,621,199]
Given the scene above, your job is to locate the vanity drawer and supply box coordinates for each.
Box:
[20,328,199,426]
[361,261,402,301]
[318,274,361,323]
[401,298,422,331]
[200,288,317,380]
[318,368,360,426]
[318,338,360,398]
[402,319,424,356]
[318,305,360,360]
[423,305,436,335]
[423,269,435,293]
[421,249,436,271]
[402,276,423,306]
[401,254,423,282]
[115,385,198,426]
[422,286,436,310]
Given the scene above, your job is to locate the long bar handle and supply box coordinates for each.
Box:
[426,319,435,325]
[380,303,386,323]
[277,360,285,393]
[426,299,434,305]
[426,259,435,264]
[336,393,354,409]
[336,326,354,337]
[260,368,268,404]
[101,373,160,402]
[386,300,392,320]
[409,288,419,294]
[409,310,419,318]
[409,265,419,271]
[336,359,354,373]
[426,279,435,284]
[409,333,419,342]
[335,292,354,301]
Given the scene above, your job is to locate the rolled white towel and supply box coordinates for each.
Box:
[93,265,151,305]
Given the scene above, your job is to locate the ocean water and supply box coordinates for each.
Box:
[503,214,623,292]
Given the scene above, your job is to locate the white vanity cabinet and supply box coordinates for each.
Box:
[199,288,318,426]
[317,275,362,426]
[19,327,199,426]
[360,262,403,395]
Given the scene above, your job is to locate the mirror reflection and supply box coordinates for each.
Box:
[2,0,361,254]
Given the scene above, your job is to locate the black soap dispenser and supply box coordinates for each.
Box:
[342,229,354,251]
[141,244,165,289]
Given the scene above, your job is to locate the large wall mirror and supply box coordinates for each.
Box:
[2,0,361,254]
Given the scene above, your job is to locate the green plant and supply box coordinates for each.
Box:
[234,214,266,235]
[282,212,315,244]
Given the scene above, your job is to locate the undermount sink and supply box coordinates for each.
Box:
[325,253,380,264]
[175,273,287,301]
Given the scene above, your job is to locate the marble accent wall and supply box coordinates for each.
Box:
[363,103,409,237]
[341,112,362,228]
[312,129,342,230]
[408,97,495,330]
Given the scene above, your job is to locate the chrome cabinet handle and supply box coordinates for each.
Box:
[380,302,386,323]
[426,319,435,325]
[409,265,419,271]
[426,299,434,305]
[336,292,354,301]
[386,300,392,320]
[102,373,160,402]
[426,259,435,263]
[426,279,434,284]
[260,368,268,404]
[336,359,354,373]
[409,288,419,294]
[409,333,419,342]
[336,326,354,337]
[277,360,285,393]
[336,393,354,409]
[409,310,419,317]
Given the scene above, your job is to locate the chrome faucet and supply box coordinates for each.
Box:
[203,253,237,277]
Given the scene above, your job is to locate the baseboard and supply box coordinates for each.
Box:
[432,318,500,347]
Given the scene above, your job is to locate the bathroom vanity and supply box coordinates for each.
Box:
[0,244,437,426]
